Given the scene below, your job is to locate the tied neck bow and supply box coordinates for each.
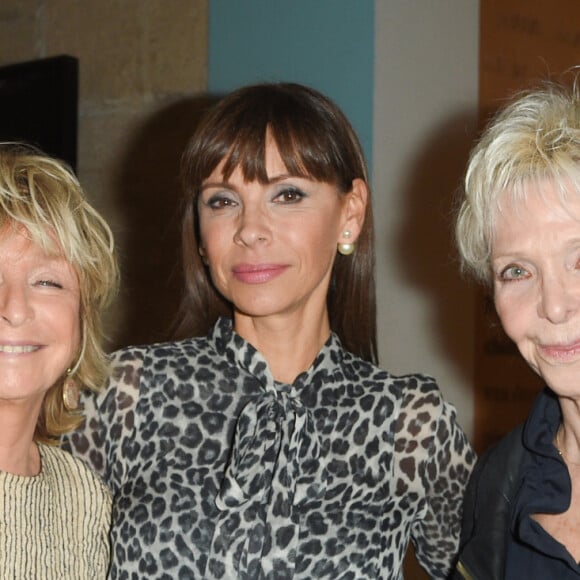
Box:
[206,390,326,579]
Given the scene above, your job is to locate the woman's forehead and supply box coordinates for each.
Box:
[491,178,580,236]
[0,221,66,259]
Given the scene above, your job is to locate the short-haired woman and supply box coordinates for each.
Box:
[455,79,580,579]
[0,143,118,578]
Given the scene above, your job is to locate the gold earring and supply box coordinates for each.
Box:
[337,230,355,256]
[62,369,80,412]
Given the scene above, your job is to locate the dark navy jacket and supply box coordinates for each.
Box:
[455,389,580,579]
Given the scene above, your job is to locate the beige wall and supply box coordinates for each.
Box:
[373,1,480,439]
[373,6,479,577]
[0,0,209,347]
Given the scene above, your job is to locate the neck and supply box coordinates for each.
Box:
[234,309,331,384]
[0,400,42,476]
[556,397,580,466]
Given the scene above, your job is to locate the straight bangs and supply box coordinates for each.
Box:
[219,120,356,192]
[186,85,362,196]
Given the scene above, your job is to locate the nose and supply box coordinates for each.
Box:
[537,274,579,324]
[0,283,33,327]
[233,205,271,247]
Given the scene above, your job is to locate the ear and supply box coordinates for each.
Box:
[339,178,368,243]
[198,244,209,266]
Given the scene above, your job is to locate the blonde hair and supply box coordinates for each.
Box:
[0,143,119,442]
[456,79,580,285]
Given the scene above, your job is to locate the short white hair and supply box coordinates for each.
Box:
[456,79,580,285]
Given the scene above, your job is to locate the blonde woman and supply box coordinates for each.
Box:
[0,143,118,578]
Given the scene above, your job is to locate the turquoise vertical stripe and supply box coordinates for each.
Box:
[208,0,374,174]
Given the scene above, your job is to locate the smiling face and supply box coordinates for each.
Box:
[198,135,365,330]
[0,227,80,408]
[492,178,580,396]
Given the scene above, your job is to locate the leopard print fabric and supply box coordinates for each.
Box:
[68,317,475,579]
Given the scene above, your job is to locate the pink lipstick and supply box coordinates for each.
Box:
[232,264,288,284]
[539,341,580,362]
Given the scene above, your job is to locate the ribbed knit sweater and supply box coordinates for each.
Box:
[0,443,111,579]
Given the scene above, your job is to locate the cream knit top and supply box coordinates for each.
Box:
[0,443,111,579]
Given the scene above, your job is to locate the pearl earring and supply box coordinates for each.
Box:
[337,230,355,256]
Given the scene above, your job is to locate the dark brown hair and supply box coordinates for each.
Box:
[177,83,377,363]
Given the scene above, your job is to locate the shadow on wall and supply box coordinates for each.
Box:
[393,108,479,389]
[112,95,218,350]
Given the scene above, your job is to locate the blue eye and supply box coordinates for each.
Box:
[499,264,529,281]
[274,187,305,203]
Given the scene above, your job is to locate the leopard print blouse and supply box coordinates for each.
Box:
[68,317,475,579]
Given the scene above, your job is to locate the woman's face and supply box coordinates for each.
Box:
[198,135,365,326]
[0,227,80,407]
[492,179,580,396]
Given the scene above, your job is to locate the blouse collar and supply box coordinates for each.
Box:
[209,316,345,394]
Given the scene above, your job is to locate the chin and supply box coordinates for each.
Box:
[543,376,580,400]
[234,302,286,319]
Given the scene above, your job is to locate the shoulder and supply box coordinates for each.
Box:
[100,337,209,396]
[340,349,441,402]
[109,335,214,380]
[387,372,465,454]
[38,445,112,559]
[460,424,526,539]
[338,346,446,403]
[84,336,217,424]
[469,424,525,493]
[39,445,111,499]
[110,336,209,368]
[338,350,452,433]
[457,425,525,579]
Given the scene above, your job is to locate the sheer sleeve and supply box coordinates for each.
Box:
[400,380,476,578]
[65,348,144,494]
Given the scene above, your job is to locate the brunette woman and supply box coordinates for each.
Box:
[70,83,474,579]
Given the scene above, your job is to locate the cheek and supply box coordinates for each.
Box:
[199,226,224,262]
[291,217,340,254]
[66,310,82,355]
[290,234,335,274]
[197,219,210,251]
[198,210,221,248]
[54,300,81,345]
[495,292,530,342]
[72,313,82,352]
[199,232,229,289]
